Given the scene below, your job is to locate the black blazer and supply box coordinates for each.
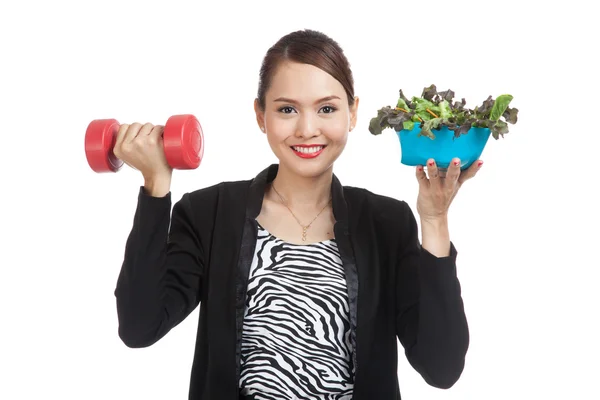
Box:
[114,164,469,400]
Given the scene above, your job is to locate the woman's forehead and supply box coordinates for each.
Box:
[268,62,345,101]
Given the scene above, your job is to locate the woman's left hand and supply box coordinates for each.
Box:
[416,157,483,222]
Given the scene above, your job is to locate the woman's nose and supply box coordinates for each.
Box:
[295,116,320,138]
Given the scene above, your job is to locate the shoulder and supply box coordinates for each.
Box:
[184,178,253,204]
[342,185,412,220]
[343,186,418,251]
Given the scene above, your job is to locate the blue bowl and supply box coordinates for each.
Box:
[396,125,491,170]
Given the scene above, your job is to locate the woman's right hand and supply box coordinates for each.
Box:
[113,122,173,196]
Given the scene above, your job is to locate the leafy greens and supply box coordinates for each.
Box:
[368,84,518,140]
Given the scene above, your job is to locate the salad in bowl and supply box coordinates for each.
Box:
[369,84,518,171]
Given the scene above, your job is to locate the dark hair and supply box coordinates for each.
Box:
[256,29,355,111]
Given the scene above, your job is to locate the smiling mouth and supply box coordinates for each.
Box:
[290,145,326,158]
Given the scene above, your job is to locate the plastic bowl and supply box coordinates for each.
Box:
[396,124,491,171]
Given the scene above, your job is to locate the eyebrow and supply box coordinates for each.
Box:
[273,95,341,105]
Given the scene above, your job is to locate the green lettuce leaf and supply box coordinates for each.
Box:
[439,100,452,119]
[490,94,513,121]
[396,97,411,111]
[412,97,438,121]
[398,89,412,107]
[420,117,445,139]
[403,120,415,130]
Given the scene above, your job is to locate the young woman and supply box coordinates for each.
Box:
[113,29,480,400]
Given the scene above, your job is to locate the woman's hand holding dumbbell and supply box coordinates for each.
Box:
[85,114,204,197]
[113,123,173,196]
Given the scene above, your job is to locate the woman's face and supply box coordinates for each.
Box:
[255,61,359,179]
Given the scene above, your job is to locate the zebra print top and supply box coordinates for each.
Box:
[239,222,355,400]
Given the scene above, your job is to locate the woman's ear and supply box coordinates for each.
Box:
[350,96,359,131]
[254,98,265,132]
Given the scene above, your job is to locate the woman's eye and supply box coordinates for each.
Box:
[278,105,337,114]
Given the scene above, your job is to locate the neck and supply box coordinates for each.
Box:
[270,163,333,209]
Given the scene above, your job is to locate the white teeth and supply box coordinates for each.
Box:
[293,146,323,154]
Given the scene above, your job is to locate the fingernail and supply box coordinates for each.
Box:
[454,161,460,166]
[417,166,423,171]
[428,161,434,166]
[478,161,484,167]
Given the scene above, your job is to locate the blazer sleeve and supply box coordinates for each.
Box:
[395,201,469,389]
[114,187,204,348]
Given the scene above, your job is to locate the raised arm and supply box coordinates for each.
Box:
[114,187,204,348]
[395,201,469,389]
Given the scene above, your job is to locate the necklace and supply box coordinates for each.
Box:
[271,184,331,242]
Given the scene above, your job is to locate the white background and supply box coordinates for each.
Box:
[1,0,599,399]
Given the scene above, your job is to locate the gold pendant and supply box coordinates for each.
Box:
[302,226,307,241]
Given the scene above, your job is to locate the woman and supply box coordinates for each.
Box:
[113,29,478,400]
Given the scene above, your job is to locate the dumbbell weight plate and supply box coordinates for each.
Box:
[85,119,124,173]
[163,114,204,169]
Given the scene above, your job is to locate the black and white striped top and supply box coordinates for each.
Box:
[239,222,354,400]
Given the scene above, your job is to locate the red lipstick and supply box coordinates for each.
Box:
[290,144,326,159]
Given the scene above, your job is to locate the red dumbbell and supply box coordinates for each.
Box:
[84,114,204,173]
